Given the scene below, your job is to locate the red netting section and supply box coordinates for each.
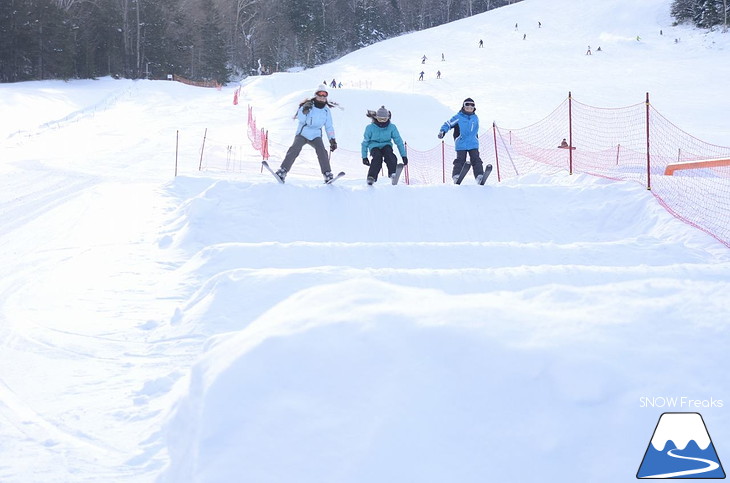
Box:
[494,95,730,247]
[247,105,267,156]
[234,98,730,247]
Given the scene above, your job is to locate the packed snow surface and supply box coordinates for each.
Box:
[1,0,729,481]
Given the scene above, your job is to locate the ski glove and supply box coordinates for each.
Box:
[329,138,337,151]
[402,157,408,166]
[302,100,313,114]
[437,131,445,139]
[362,158,370,166]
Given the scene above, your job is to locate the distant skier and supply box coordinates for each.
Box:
[478,39,484,48]
[361,106,408,184]
[273,85,338,184]
[418,71,424,81]
[437,98,486,184]
[523,33,527,40]
[437,70,441,79]
[422,54,427,64]
[586,45,592,55]
[330,78,337,88]
[441,53,445,61]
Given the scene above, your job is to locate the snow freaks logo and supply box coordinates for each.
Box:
[637,412,726,479]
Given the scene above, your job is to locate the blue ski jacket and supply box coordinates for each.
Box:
[361,121,407,159]
[440,110,480,151]
[295,103,335,141]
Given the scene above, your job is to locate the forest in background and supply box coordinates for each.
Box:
[0,0,726,84]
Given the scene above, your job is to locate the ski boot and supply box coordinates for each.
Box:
[275,167,287,183]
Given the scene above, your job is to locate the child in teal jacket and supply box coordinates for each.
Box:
[361,106,408,184]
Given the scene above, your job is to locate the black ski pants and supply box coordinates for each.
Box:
[281,135,332,174]
[367,145,397,181]
[452,149,484,179]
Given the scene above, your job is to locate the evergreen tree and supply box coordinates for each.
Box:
[671,0,697,23]
[197,0,231,82]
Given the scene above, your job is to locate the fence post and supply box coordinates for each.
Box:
[441,140,446,184]
[645,92,651,190]
[492,122,501,182]
[198,128,207,171]
[568,91,574,174]
[404,141,410,185]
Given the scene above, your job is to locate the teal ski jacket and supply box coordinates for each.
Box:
[361,121,407,158]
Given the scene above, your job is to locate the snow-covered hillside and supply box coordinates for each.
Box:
[1,0,729,482]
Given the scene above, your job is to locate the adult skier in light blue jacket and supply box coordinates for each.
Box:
[274,85,338,183]
[361,106,408,184]
[437,97,486,184]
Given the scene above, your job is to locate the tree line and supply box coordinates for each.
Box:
[671,0,728,29]
[0,0,527,83]
[7,0,726,85]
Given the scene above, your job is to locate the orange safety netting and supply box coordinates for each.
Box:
[231,96,730,247]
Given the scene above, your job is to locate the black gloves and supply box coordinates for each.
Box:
[437,131,445,139]
[402,157,408,165]
[329,138,337,151]
[362,158,370,166]
[302,100,313,114]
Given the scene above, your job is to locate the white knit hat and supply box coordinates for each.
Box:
[314,85,329,96]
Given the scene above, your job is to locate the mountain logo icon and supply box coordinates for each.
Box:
[637,412,726,479]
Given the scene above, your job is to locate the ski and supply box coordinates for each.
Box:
[262,160,285,184]
[454,160,472,185]
[326,171,346,184]
[479,164,493,185]
[391,163,405,185]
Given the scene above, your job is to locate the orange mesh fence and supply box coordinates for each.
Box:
[234,96,730,247]
[494,94,730,247]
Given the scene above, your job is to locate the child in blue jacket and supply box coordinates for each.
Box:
[361,106,408,184]
[275,85,338,183]
[437,97,486,184]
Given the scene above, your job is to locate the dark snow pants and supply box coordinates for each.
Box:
[280,135,332,174]
[367,145,397,181]
[452,149,484,179]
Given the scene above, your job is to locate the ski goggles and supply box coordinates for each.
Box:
[315,91,328,97]
[375,116,389,122]
[463,102,475,108]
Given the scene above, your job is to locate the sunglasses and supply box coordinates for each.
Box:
[315,91,328,97]
[463,102,475,108]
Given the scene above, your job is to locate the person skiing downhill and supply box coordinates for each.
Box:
[361,106,408,184]
[437,97,486,183]
[274,85,338,183]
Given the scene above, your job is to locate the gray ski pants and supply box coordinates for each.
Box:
[280,135,331,174]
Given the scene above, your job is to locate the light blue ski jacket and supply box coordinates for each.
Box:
[295,103,335,141]
[440,110,480,151]
[361,121,407,159]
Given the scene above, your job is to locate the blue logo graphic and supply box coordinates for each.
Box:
[637,412,725,479]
